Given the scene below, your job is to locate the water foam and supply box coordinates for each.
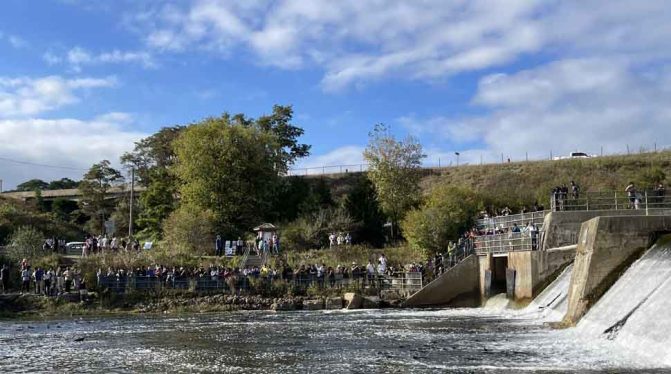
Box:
[525,264,573,322]
[577,235,671,365]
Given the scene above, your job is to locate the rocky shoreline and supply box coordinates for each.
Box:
[0,292,406,319]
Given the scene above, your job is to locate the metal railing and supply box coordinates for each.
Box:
[96,272,423,295]
[550,191,671,213]
[476,211,547,231]
[474,231,540,255]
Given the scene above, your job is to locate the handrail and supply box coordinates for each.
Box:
[239,246,251,269]
[476,211,547,230]
[474,231,539,255]
[549,190,670,212]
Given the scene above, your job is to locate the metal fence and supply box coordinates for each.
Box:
[476,211,547,232]
[474,231,540,255]
[550,191,671,213]
[97,272,423,295]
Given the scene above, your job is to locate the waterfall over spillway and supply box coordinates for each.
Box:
[576,235,671,365]
[526,264,573,322]
[483,293,510,310]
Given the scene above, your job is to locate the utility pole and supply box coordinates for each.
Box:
[129,167,135,238]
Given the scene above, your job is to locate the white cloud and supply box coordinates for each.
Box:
[404,58,671,161]
[122,1,671,91]
[0,114,147,189]
[0,75,116,117]
[0,32,28,49]
[44,47,156,71]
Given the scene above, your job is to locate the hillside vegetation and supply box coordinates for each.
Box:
[421,151,671,210]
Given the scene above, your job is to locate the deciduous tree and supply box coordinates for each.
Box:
[363,124,425,239]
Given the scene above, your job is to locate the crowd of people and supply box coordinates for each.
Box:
[93,253,430,292]
[3,259,87,295]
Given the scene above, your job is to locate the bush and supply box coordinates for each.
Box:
[7,226,45,262]
[281,208,356,250]
[401,185,482,253]
[161,205,216,255]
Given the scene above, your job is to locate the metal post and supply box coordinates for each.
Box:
[645,191,649,216]
[129,167,135,238]
[615,192,618,210]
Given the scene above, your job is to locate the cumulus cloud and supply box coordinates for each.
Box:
[0,75,116,117]
[402,58,671,162]
[0,114,147,189]
[122,0,671,91]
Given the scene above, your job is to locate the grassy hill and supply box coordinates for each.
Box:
[424,151,670,207]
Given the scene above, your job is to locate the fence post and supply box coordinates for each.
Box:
[645,191,649,216]
[586,195,589,211]
[615,192,618,210]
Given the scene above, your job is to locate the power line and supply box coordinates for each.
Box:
[0,155,87,171]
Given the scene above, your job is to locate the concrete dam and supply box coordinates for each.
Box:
[404,210,671,365]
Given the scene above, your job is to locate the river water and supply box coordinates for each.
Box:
[0,308,664,373]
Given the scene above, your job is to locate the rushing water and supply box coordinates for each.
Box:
[0,308,664,373]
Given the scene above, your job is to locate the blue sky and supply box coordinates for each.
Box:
[1,0,671,189]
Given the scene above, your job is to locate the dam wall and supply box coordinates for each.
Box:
[541,209,671,250]
[563,215,671,325]
[404,255,480,307]
[507,247,575,301]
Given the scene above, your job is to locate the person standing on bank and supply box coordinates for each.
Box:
[625,182,637,209]
[215,235,224,257]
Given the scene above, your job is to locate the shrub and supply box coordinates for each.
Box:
[161,205,216,255]
[7,226,45,262]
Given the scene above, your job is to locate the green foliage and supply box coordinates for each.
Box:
[47,178,79,190]
[402,186,482,253]
[121,126,184,239]
[364,123,425,238]
[173,116,281,238]
[161,205,216,254]
[16,179,48,192]
[0,197,83,245]
[136,168,178,240]
[234,104,311,171]
[79,160,124,234]
[283,244,425,269]
[636,166,667,188]
[51,198,79,222]
[7,226,45,262]
[281,208,356,250]
[344,175,387,247]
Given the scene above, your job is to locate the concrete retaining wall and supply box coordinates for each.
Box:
[403,255,480,307]
[563,215,671,325]
[541,210,671,250]
[506,247,575,301]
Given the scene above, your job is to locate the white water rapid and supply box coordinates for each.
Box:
[576,235,671,365]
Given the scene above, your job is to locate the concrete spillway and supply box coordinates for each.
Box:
[526,264,573,322]
[576,235,671,365]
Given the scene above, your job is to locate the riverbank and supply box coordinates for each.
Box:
[0,291,404,319]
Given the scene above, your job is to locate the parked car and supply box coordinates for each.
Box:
[553,152,596,160]
[65,242,85,255]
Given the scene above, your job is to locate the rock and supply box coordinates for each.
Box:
[325,297,343,310]
[343,293,363,309]
[380,289,403,301]
[361,296,381,309]
[303,299,324,310]
[271,299,296,311]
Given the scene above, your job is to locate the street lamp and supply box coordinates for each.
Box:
[455,152,460,167]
